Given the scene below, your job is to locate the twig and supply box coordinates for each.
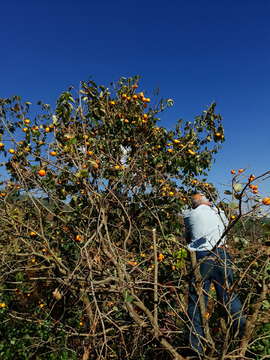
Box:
[153,228,158,331]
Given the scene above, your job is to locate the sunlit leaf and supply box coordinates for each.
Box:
[233,183,242,193]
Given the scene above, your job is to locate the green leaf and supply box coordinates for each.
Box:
[229,202,238,210]
[262,223,270,233]
[224,190,232,195]
[262,300,270,310]
[115,312,122,319]
[181,249,188,258]
[233,183,242,192]
[52,115,58,124]
[71,138,77,144]
[91,117,98,126]
[80,170,88,178]
[89,160,97,166]
[177,260,184,268]
[124,289,133,303]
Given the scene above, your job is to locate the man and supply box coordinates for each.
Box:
[184,194,246,357]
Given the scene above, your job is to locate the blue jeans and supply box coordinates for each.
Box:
[185,248,246,355]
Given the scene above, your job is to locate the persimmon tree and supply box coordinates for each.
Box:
[0,76,269,360]
[220,170,270,359]
[185,169,270,360]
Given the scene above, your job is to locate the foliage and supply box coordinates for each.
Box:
[0,76,269,359]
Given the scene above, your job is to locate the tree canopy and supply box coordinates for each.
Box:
[0,76,269,360]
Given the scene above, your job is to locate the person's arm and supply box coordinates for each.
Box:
[185,229,191,243]
[184,217,191,243]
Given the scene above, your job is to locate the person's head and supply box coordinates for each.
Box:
[191,193,210,209]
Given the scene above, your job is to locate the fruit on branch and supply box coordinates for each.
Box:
[38,169,46,177]
[262,197,270,205]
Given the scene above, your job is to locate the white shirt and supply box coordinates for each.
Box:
[184,204,228,251]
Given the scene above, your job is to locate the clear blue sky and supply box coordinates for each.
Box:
[1,0,269,198]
